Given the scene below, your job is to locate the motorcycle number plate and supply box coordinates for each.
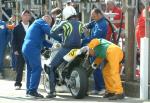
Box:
[68,49,78,56]
[63,49,80,62]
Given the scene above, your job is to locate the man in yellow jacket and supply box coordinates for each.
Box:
[85,38,124,100]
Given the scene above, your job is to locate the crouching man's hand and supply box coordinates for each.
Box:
[91,57,103,69]
[91,62,98,69]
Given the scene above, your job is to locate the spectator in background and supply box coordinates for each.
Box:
[106,0,124,28]
[7,15,16,70]
[136,6,150,49]
[12,10,31,90]
[51,7,62,19]
[135,1,149,78]
[0,20,10,79]
[51,7,62,25]
[105,0,125,44]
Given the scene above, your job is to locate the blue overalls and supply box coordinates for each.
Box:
[0,20,10,72]
[48,18,83,93]
[82,17,108,91]
[22,18,58,93]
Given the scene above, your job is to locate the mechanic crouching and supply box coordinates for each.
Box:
[81,38,124,100]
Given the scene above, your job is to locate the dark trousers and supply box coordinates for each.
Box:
[48,47,71,93]
[90,57,105,91]
[11,51,17,70]
[93,66,105,91]
[15,53,25,87]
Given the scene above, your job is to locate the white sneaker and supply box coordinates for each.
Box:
[90,89,106,95]
[97,89,106,95]
[90,90,99,95]
[15,86,21,90]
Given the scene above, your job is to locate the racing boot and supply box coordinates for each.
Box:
[46,66,56,98]
[46,91,56,98]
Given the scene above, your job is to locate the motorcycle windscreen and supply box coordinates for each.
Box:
[63,49,81,62]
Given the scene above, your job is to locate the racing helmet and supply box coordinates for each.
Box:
[63,6,77,20]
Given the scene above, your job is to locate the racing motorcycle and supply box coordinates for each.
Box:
[41,43,93,99]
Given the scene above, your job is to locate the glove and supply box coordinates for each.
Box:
[41,48,50,59]
[80,46,89,53]
[91,62,98,70]
[41,47,49,53]
[43,50,50,59]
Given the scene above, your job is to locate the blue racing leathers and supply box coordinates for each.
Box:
[48,18,83,93]
[0,20,10,72]
[22,18,57,93]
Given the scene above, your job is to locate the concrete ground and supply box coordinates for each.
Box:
[0,79,149,103]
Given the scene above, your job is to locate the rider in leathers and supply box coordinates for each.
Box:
[46,6,83,98]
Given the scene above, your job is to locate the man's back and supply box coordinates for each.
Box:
[51,18,83,48]
[63,19,82,48]
[24,18,51,48]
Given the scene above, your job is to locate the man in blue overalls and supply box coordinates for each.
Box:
[46,6,83,98]
[82,8,108,94]
[22,15,57,98]
[0,20,10,78]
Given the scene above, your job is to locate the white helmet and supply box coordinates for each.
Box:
[63,6,77,20]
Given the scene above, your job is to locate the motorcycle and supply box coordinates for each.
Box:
[41,43,93,99]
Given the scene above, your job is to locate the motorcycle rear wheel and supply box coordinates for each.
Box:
[69,67,88,99]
